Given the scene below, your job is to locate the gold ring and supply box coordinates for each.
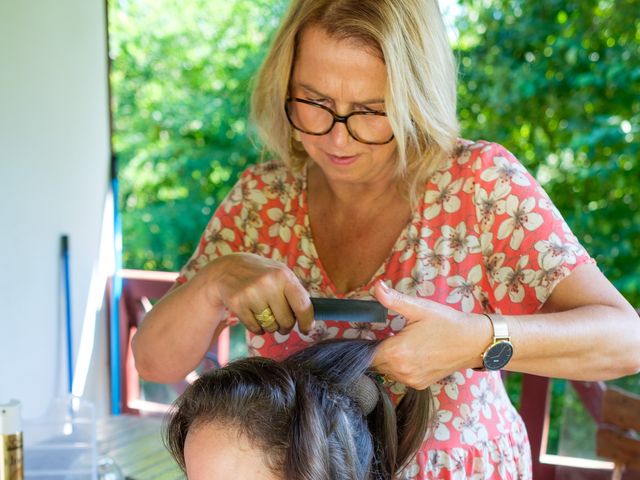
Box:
[254,307,277,330]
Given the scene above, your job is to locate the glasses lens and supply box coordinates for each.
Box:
[286,99,394,144]
[287,101,334,135]
[348,113,394,144]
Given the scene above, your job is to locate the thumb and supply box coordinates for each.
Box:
[374,280,424,324]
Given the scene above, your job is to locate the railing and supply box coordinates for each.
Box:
[112,269,639,479]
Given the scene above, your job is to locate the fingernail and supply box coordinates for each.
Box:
[379,281,390,292]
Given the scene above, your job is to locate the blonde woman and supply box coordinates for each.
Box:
[134,1,640,478]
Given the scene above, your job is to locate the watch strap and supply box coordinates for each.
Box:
[484,312,509,341]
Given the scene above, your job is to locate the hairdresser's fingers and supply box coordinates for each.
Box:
[268,296,296,334]
[236,304,266,335]
[283,279,314,334]
[374,280,431,324]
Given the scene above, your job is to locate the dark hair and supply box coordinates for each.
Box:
[164,339,432,479]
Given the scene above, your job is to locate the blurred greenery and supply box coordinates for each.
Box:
[110,0,639,461]
[455,0,640,306]
[109,0,288,271]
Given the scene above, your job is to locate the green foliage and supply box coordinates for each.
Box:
[110,0,287,271]
[455,0,640,306]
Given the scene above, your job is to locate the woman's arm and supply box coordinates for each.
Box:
[132,262,225,384]
[372,264,640,390]
[507,262,640,379]
[132,253,314,383]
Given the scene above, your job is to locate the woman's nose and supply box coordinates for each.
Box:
[328,120,351,147]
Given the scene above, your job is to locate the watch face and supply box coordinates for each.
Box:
[484,341,514,370]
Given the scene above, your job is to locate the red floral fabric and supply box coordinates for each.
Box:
[177,139,594,479]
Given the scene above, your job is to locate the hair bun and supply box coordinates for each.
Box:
[349,375,380,415]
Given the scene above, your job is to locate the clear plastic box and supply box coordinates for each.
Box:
[23,396,97,479]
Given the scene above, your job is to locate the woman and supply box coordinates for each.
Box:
[164,339,431,480]
[134,0,640,478]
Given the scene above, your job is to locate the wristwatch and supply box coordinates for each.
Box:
[474,313,513,371]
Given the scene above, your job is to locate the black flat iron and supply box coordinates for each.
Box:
[310,297,387,323]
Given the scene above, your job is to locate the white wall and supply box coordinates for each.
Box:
[0,0,112,418]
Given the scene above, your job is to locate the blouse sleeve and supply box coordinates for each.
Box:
[471,142,595,314]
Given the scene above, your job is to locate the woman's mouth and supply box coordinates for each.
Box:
[326,153,358,165]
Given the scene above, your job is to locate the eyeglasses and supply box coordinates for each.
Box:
[285,98,395,145]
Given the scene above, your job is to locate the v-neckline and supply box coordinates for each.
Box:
[300,168,420,298]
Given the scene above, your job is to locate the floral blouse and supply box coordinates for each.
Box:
[177,139,594,479]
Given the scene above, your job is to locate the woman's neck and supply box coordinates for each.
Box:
[307,163,408,216]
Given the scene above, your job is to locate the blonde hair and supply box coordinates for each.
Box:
[251,0,459,207]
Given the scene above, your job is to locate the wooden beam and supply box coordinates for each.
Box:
[602,387,640,432]
[596,427,640,471]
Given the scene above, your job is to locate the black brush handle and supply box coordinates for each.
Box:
[310,298,387,323]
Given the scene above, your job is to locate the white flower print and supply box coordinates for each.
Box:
[343,323,378,340]
[389,314,406,332]
[441,222,481,263]
[434,371,466,400]
[293,223,315,258]
[267,207,296,242]
[181,254,211,282]
[480,155,531,187]
[398,224,431,262]
[475,182,510,232]
[418,237,451,277]
[235,203,263,242]
[246,183,269,206]
[273,330,290,344]
[202,217,236,256]
[262,173,298,201]
[452,404,489,445]
[479,232,505,288]
[471,378,495,419]
[398,460,420,480]
[439,449,469,480]
[489,438,516,479]
[462,176,475,195]
[455,144,473,165]
[470,455,495,480]
[396,263,436,298]
[294,262,322,294]
[424,450,445,478]
[300,322,339,343]
[424,171,464,219]
[495,255,537,303]
[534,263,568,303]
[430,409,454,441]
[496,195,544,250]
[248,334,265,356]
[225,181,245,209]
[230,176,267,209]
[446,264,483,312]
[534,232,578,270]
[394,274,418,297]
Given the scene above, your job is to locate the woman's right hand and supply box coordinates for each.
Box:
[203,253,315,335]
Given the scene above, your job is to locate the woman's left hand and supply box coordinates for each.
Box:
[372,280,489,390]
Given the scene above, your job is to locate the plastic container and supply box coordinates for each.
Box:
[23,396,97,480]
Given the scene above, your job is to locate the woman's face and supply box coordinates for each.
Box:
[290,26,398,189]
[184,422,280,480]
